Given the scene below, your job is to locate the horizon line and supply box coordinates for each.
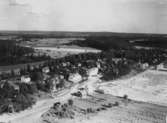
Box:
[0,30,166,35]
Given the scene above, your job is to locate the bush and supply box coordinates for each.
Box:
[68,99,73,106]
[123,94,128,100]
[114,101,119,106]
[87,108,94,113]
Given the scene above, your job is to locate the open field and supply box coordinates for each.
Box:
[20,38,85,47]
[34,46,101,58]
[99,70,167,106]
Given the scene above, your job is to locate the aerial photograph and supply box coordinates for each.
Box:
[0,0,167,123]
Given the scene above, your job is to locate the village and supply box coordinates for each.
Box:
[0,36,167,123]
[0,45,167,115]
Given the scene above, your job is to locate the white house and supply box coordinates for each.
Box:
[50,80,57,92]
[141,63,149,69]
[157,63,167,71]
[21,75,31,83]
[68,73,82,83]
[87,67,99,77]
[96,62,101,69]
[62,63,67,67]
[42,67,50,73]
[59,75,64,80]
[78,63,82,67]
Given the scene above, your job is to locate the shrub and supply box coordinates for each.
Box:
[123,94,128,100]
[68,99,73,106]
[114,101,119,106]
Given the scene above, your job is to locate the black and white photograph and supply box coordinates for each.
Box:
[0,0,167,123]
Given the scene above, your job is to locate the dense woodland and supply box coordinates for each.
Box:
[133,37,167,49]
[69,36,167,50]
[69,37,132,50]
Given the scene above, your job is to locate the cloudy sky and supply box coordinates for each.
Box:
[0,0,166,33]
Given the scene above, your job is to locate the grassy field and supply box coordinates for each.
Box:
[99,69,167,106]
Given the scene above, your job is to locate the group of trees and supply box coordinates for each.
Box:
[124,49,166,65]
[70,37,132,51]
[47,100,75,119]
[0,82,36,114]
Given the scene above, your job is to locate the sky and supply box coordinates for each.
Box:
[0,0,166,34]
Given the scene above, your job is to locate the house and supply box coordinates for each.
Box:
[113,58,122,64]
[141,63,149,69]
[87,67,99,77]
[62,63,67,67]
[8,104,15,113]
[157,63,167,71]
[13,68,20,75]
[68,73,82,83]
[51,83,57,93]
[59,75,64,80]
[51,74,60,84]
[49,75,61,92]
[21,75,31,83]
[78,63,82,67]
[64,80,72,88]
[42,67,50,73]
[96,62,101,69]
[43,73,50,81]
[164,61,167,68]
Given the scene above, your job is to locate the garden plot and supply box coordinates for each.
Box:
[41,93,167,123]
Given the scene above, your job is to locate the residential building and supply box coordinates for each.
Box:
[21,75,31,83]
[42,67,50,73]
[68,73,82,83]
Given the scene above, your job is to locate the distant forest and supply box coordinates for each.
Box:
[0,40,50,66]
[133,37,167,49]
[70,36,167,50]
[69,37,132,50]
